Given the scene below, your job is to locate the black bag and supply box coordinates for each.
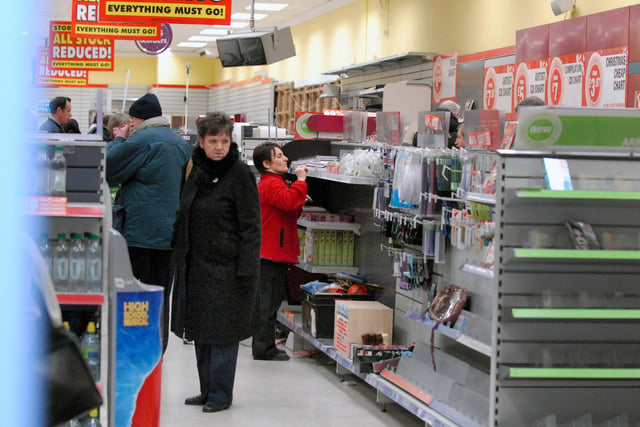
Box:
[44,324,103,426]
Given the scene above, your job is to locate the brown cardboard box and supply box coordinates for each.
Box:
[334,300,393,358]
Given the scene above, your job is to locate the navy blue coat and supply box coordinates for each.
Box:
[106,119,192,250]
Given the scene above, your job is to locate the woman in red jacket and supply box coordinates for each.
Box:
[251,142,311,361]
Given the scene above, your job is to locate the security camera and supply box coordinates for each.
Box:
[199,50,206,57]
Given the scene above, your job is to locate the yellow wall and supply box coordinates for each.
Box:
[89,0,640,86]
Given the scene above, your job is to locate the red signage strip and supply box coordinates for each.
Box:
[99,0,232,25]
[49,21,115,71]
[72,0,161,40]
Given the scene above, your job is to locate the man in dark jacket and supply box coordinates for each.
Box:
[39,96,72,133]
[106,93,192,353]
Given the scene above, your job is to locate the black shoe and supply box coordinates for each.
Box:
[202,401,230,413]
[185,394,206,405]
[253,351,290,361]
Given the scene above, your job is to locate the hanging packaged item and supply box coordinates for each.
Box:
[428,284,468,370]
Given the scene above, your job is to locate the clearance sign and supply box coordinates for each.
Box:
[37,46,89,87]
[49,21,115,71]
[72,0,161,40]
[99,0,232,25]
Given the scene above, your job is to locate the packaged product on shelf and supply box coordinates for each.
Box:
[38,233,52,276]
[49,145,67,197]
[86,234,102,293]
[35,145,50,196]
[566,221,601,250]
[69,233,87,293]
[52,233,70,292]
[80,321,100,381]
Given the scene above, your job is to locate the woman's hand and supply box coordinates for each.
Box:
[113,123,130,140]
[295,165,308,181]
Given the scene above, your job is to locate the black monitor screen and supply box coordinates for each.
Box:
[216,38,243,67]
[239,38,267,65]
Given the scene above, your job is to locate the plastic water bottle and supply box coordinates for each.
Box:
[63,321,80,346]
[86,234,102,293]
[80,321,100,381]
[35,145,50,196]
[82,408,101,427]
[38,233,52,277]
[52,233,70,292]
[49,145,67,197]
[69,233,87,293]
[67,418,82,427]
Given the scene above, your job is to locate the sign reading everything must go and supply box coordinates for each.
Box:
[99,0,232,25]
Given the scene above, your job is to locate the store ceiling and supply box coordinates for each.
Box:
[39,0,356,57]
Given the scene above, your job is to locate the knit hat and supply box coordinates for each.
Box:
[129,93,162,120]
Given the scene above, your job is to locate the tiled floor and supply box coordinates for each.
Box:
[160,333,424,427]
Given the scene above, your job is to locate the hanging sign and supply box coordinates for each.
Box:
[72,0,161,40]
[432,52,457,104]
[36,46,89,87]
[135,23,172,55]
[546,53,584,107]
[49,21,115,71]
[483,64,515,112]
[513,59,549,108]
[99,0,232,25]
[582,47,627,108]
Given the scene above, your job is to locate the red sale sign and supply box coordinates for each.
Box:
[546,54,585,107]
[583,47,627,108]
[483,64,515,112]
[513,59,549,107]
[432,52,457,104]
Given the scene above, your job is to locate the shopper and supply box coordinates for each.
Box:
[455,123,465,149]
[89,113,114,141]
[251,142,311,361]
[515,95,546,114]
[106,112,131,141]
[106,93,191,354]
[170,112,261,413]
[62,117,81,134]
[436,100,461,149]
[40,96,72,133]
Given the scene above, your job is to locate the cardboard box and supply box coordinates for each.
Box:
[334,300,393,358]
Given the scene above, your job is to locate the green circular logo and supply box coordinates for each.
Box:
[527,119,554,142]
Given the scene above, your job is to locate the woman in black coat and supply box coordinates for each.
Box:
[170,112,261,413]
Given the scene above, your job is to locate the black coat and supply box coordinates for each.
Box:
[170,145,261,345]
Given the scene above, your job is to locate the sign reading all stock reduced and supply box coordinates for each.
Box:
[49,21,115,71]
[99,0,232,25]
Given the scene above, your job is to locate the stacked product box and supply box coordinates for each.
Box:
[302,229,355,266]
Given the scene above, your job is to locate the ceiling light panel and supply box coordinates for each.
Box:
[177,42,207,48]
[246,3,288,11]
[189,36,219,42]
[231,13,268,20]
[200,29,230,35]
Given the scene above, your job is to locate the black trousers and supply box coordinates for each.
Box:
[251,259,289,357]
[194,341,239,406]
[128,246,174,354]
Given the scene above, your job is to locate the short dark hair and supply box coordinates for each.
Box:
[253,142,281,175]
[63,118,80,133]
[197,112,233,140]
[515,96,546,113]
[49,97,71,114]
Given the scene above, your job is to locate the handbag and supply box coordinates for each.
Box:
[44,323,103,426]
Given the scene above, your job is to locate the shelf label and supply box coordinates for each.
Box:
[25,197,67,215]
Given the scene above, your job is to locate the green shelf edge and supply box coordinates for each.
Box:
[511,308,640,319]
[509,367,640,379]
[513,248,640,260]
[516,189,640,200]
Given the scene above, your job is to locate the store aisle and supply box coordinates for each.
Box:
[160,334,423,427]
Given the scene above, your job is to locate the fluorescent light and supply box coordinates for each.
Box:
[189,36,219,42]
[246,3,287,11]
[231,13,267,20]
[215,21,249,29]
[177,42,207,48]
[200,28,229,36]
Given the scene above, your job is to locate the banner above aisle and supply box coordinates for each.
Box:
[99,0,232,25]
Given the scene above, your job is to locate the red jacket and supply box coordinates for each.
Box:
[258,173,308,263]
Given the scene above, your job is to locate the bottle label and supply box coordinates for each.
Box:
[70,259,85,281]
[54,258,69,280]
[88,259,102,282]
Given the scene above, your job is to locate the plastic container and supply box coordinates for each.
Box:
[81,408,101,427]
[49,145,67,197]
[86,234,102,293]
[35,145,50,196]
[38,233,52,276]
[52,233,70,292]
[69,233,87,293]
[80,321,100,381]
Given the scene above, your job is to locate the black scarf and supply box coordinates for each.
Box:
[191,143,239,187]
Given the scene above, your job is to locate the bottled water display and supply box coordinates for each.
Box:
[52,233,70,292]
[81,321,100,381]
[86,234,102,293]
